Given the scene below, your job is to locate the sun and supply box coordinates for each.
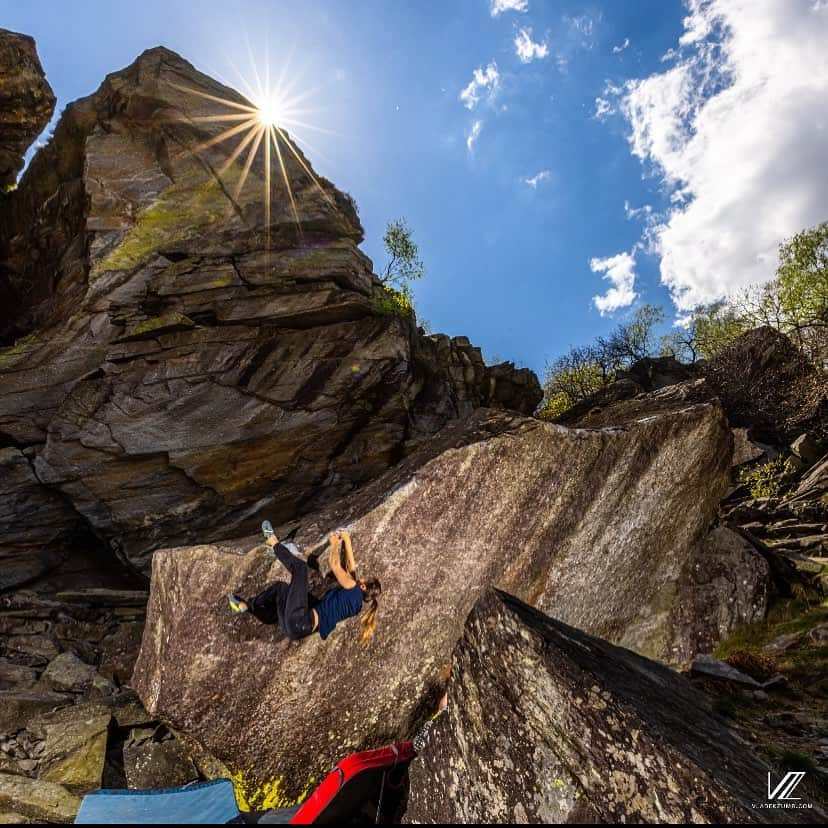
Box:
[255,93,285,127]
[170,56,336,252]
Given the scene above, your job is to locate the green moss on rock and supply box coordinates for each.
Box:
[95,170,249,275]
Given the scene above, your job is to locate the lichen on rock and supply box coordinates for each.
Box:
[405,589,821,824]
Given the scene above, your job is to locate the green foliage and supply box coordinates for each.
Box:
[777,221,828,337]
[777,750,819,774]
[673,222,828,361]
[381,218,424,288]
[538,390,576,421]
[376,219,426,324]
[372,282,415,319]
[541,304,665,418]
[659,329,699,363]
[738,457,796,498]
[687,300,750,359]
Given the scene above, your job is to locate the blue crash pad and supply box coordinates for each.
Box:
[74,779,240,824]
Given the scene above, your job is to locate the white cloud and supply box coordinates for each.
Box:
[490,0,528,16]
[466,120,483,153]
[460,62,501,110]
[609,0,828,311]
[594,96,614,120]
[523,169,551,188]
[624,200,654,222]
[514,27,549,63]
[566,13,599,46]
[591,251,638,315]
[612,37,630,53]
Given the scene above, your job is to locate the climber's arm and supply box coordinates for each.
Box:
[329,532,357,589]
[341,530,357,576]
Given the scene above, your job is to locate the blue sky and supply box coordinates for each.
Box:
[4,1,828,377]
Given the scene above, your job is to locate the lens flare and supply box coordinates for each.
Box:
[169,56,337,252]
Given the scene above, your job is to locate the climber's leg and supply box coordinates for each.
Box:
[282,558,316,639]
[247,581,289,626]
[271,539,305,576]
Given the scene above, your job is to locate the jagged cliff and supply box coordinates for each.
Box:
[0,29,55,189]
[0,43,540,583]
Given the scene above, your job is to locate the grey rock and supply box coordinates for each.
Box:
[791,433,824,466]
[0,691,73,734]
[132,403,765,803]
[39,652,114,696]
[732,427,767,467]
[54,589,148,607]
[0,659,38,691]
[404,589,815,824]
[97,622,145,685]
[0,772,80,823]
[123,738,198,790]
[36,704,110,794]
[763,631,804,652]
[690,655,761,687]
[1,635,58,669]
[0,47,540,577]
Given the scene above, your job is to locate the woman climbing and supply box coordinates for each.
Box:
[227,522,382,644]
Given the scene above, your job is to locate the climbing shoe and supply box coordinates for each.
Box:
[261,520,275,542]
[227,594,248,615]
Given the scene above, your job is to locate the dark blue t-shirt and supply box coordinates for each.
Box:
[314,585,363,640]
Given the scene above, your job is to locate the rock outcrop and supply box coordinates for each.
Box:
[703,327,828,444]
[405,589,818,824]
[0,29,55,189]
[132,401,768,805]
[559,328,827,443]
[0,46,540,579]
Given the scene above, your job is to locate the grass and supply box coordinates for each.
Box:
[711,595,828,803]
[714,598,828,664]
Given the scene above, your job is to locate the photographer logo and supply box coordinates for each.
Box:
[752,771,812,811]
[768,772,805,801]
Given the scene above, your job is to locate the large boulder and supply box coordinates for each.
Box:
[132,403,766,805]
[0,46,539,577]
[405,589,818,824]
[703,326,828,444]
[0,29,55,189]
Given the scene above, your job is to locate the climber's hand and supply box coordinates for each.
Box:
[329,530,341,547]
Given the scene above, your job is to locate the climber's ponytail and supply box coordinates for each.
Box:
[359,577,382,646]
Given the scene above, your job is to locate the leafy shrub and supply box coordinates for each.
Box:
[372,283,415,319]
[738,457,796,498]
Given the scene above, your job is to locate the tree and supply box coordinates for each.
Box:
[539,345,608,419]
[540,305,666,420]
[776,221,828,354]
[598,304,665,365]
[685,301,749,360]
[381,219,424,288]
[374,219,425,320]
[659,328,700,363]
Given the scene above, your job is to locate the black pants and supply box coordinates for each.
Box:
[248,541,315,640]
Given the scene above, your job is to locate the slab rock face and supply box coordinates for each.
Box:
[132,403,766,805]
[0,46,539,576]
[0,29,55,189]
[405,590,815,824]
